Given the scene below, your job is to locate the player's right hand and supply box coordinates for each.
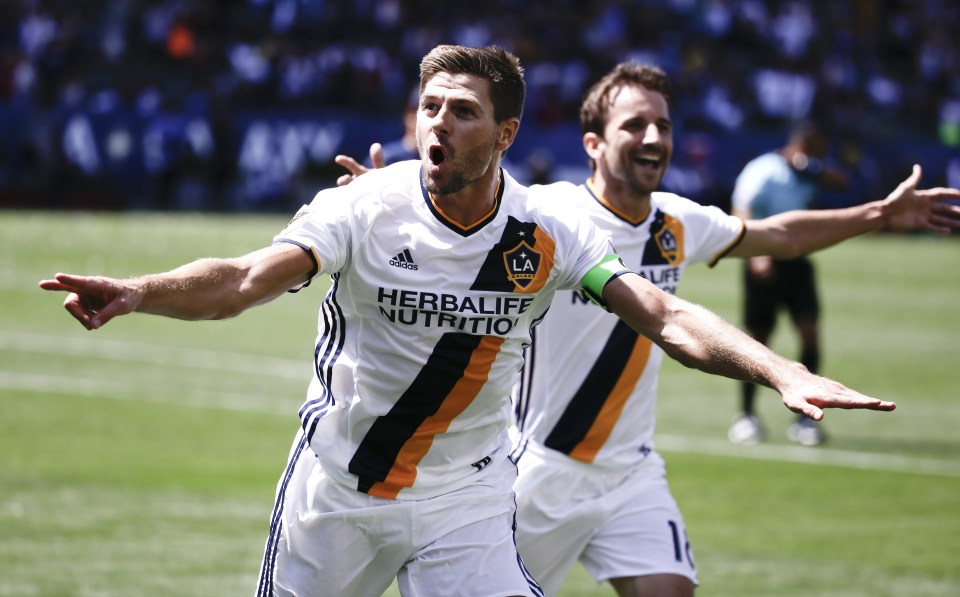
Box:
[334,142,385,186]
[39,273,142,330]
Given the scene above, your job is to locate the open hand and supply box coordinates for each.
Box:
[884,164,960,233]
[779,371,896,421]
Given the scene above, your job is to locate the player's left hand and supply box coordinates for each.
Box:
[778,370,896,421]
[334,142,385,186]
[883,164,960,233]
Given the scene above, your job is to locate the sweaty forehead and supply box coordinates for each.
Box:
[421,72,492,106]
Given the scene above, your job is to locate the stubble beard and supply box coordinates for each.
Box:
[619,154,664,198]
[419,138,498,197]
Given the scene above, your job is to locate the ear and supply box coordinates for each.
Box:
[583,132,604,162]
[496,118,521,153]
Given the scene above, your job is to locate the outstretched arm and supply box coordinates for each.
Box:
[603,273,896,419]
[39,243,315,330]
[731,164,960,258]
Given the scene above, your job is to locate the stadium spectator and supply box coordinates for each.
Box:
[2,1,959,209]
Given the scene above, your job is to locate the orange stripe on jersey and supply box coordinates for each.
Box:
[568,335,653,462]
[516,226,556,293]
[366,335,505,498]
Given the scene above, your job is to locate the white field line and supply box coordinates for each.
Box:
[4,370,959,479]
[0,370,292,415]
[2,330,307,378]
[5,331,960,478]
[654,434,960,478]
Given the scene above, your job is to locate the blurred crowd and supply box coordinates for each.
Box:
[1,0,959,211]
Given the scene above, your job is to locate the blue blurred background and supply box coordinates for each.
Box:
[2,0,958,214]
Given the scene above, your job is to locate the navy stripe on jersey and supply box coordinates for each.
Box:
[423,167,505,237]
[508,436,529,465]
[299,273,346,441]
[642,209,672,266]
[471,216,541,292]
[510,486,546,597]
[348,332,484,494]
[514,327,537,432]
[543,319,638,454]
[272,239,320,288]
[514,306,548,433]
[257,434,308,597]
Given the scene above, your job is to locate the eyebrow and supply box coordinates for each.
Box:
[621,115,672,127]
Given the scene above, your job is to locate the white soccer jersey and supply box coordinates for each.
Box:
[514,180,745,469]
[274,161,614,500]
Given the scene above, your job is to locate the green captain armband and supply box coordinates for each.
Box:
[580,254,633,310]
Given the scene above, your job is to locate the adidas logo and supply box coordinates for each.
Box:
[389,248,419,271]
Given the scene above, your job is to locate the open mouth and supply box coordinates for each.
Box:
[429,145,446,166]
[635,153,661,168]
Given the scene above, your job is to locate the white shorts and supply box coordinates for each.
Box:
[512,441,697,596]
[257,431,543,597]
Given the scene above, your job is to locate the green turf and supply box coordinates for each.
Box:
[2,211,958,596]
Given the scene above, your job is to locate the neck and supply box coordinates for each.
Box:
[432,166,502,228]
[590,172,652,221]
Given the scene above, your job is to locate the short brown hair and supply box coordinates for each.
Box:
[580,63,673,137]
[419,45,526,123]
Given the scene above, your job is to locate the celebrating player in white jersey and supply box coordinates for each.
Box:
[336,61,959,597]
[507,64,960,597]
[42,48,906,597]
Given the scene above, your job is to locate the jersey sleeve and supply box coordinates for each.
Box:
[273,184,363,282]
[680,202,746,267]
[536,181,622,291]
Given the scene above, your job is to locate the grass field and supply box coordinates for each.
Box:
[2,210,958,597]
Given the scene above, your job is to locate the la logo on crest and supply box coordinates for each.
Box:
[503,240,541,289]
[655,227,679,264]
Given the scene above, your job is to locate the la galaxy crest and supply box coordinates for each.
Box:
[503,240,541,289]
[654,225,679,264]
[650,212,684,266]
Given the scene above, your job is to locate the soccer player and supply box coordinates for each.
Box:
[42,48,898,597]
[336,61,959,596]
[507,65,960,596]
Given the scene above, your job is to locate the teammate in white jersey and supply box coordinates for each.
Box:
[506,64,960,597]
[42,49,905,597]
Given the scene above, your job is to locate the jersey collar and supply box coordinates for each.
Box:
[422,167,504,237]
[585,178,651,227]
